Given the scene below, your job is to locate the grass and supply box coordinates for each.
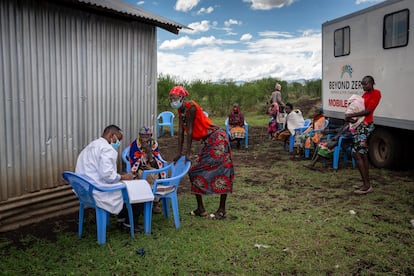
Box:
[1,117,413,275]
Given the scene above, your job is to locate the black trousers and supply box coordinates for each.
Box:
[117,203,144,224]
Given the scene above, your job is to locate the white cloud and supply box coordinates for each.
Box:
[355,0,384,4]
[224,19,242,27]
[159,36,238,50]
[258,31,293,38]
[175,0,200,12]
[243,0,296,10]
[180,20,211,34]
[158,31,322,82]
[136,1,144,5]
[197,6,214,15]
[240,33,252,41]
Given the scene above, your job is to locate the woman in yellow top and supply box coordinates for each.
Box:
[169,86,234,219]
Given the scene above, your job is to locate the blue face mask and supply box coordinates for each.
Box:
[170,100,182,109]
[111,139,121,150]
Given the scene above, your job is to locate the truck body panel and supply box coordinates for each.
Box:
[322,0,414,131]
[322,0,414,168]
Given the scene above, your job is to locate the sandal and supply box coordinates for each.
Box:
[209,211,227,220]
[189,209,208,217]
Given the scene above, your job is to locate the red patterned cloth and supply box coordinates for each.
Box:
[189,128,234,195]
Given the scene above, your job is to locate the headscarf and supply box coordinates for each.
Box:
[169,86,189,97]
[275,83,281,91]
[139,126,152,135]
[316,106,323,115]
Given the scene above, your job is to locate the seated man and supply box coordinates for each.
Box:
[228,103,246,149]
[75,125,142,232]
[129,126,166,214]
[274,102,304,143]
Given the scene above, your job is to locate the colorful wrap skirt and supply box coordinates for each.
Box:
[230,126,245,140]
[352,122,375,155]
[189,128,234,195]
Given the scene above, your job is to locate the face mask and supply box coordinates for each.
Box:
[170,100,182,109]
[111,139,121,150]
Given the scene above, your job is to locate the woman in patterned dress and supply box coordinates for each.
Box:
[169,86,234,219]
[129,126,166,214]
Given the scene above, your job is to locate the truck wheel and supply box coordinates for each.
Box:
[369,128,400,168]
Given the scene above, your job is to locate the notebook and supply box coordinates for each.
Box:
[122,179,154,204]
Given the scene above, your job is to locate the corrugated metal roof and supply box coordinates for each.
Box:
[60,0,189,34]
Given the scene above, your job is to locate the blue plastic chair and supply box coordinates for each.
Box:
[329,135,355,170]
[121,145,168,173]
[62,172,135,245]
[140,156,191,234]
[304,119,330,158]
[225,118,249,149]
[286,119,312,152]
[157,111,175,137]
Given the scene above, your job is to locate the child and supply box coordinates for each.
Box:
[267,102,279,138]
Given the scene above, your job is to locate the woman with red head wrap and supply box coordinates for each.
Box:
[228,103,245,149]
[168,86,234,219]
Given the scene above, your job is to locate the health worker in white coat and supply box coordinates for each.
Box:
[75,125,134,214]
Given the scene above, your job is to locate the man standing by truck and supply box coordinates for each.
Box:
[345,76,381,194]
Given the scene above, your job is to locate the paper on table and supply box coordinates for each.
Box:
[123,179,154,203]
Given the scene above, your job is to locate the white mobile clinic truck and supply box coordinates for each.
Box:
[322,0,414,168]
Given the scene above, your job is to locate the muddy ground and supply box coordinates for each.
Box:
[7,97,409,249]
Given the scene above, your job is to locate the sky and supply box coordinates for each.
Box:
[123,0,385,83]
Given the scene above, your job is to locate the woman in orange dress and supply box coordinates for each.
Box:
[169,86,234,219]
[297,106,326,153]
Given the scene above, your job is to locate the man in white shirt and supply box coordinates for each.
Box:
[75,125,140,230]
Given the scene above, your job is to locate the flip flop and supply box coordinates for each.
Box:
[209,211,227,220]
[189,209,208,217]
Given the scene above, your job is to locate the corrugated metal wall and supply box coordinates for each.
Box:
[0,0,158,231]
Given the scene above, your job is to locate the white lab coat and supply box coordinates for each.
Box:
[75,137,124,214]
